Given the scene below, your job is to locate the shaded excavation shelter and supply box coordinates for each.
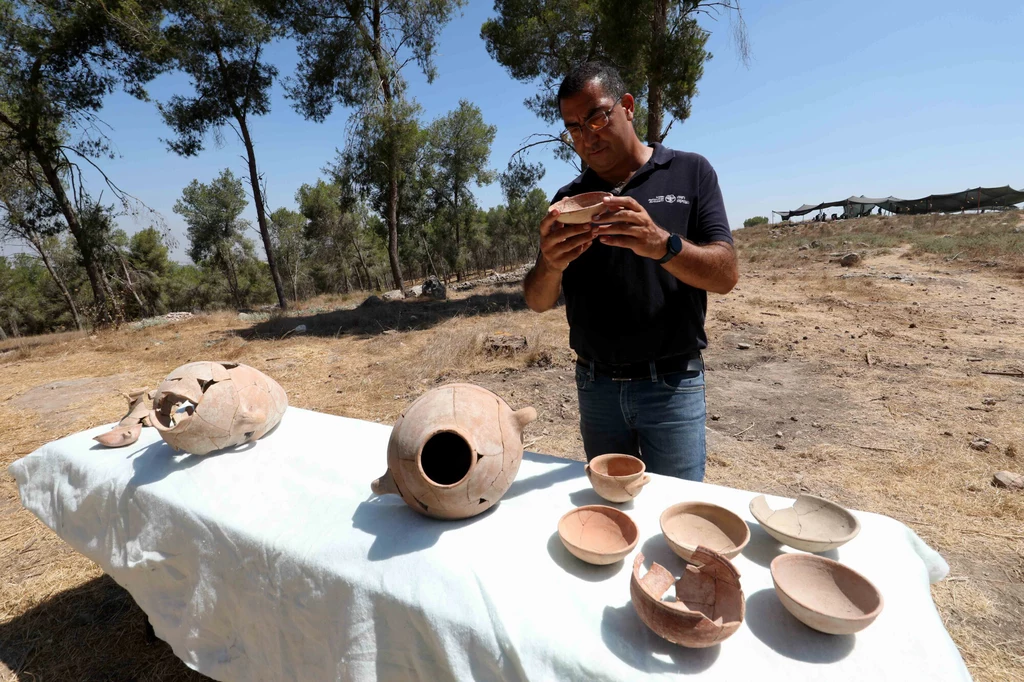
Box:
[773,186,1024,221]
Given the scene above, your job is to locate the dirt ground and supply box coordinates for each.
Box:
[1,214,1023,681]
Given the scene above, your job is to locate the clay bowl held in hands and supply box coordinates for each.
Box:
[548,191,612,224]
[630,547,745,648]
[660,502,750,561]
[770,553,884,635]
[585,453,651,503]
[558,505,639,565]
[749,493,860,553]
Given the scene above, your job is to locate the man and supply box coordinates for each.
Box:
[523,62,738,482]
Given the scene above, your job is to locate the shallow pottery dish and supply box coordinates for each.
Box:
[749,493,860,553]
[770,553,884,635]
[630,547,745,648]
[660,502,750,561]
[585,453,651,503]
[548,191,612,224]
[558,505,639,565]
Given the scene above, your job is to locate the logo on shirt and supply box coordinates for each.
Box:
[649,195,689,205]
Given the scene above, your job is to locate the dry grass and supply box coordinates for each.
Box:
[3,213,1024,680]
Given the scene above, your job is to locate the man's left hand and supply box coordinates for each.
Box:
[591,195,672,260]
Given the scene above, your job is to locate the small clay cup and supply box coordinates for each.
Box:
[585,453,651,503]
[660,502,750,561]
[770,553,884,635]
[549,191,612,224]
[558,505,639,565]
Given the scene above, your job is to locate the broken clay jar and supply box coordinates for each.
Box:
[371,383,537,520]
[585,453,651,503]
[630,547,745,648]
[149,361,288,455]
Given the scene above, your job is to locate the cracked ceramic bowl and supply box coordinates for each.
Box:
[749,494,860,553]
[558,505,639,565]
[630,547,745,648]
[660,502,750,561]
[771,553,883,635]
[549,191,612,224]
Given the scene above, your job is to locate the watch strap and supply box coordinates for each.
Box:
[657,233,682,264]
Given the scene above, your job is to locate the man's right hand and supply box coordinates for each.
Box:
[539,208,595,272]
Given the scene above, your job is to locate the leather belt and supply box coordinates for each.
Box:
[576,352,703,381]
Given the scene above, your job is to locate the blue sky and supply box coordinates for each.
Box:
[5,0,1022,261]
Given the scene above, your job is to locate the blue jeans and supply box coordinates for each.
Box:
[575,363,707,481]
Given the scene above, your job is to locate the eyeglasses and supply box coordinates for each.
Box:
[561,99,620,144]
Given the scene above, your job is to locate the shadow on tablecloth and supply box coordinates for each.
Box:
[745,589,855,663]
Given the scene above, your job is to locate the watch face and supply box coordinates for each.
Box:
[670,234,682,254]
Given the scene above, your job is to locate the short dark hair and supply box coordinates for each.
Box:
[557,62,626,105]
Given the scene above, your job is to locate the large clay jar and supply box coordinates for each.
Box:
[149,361,288,455]
[371,383,537,520]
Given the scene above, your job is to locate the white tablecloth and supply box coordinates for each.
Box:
[10,407,971,681]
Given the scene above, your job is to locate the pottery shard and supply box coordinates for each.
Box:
[93,387,157,448]
[840,253,861,267]
[992,471,1024,490]
[485,334,528,356]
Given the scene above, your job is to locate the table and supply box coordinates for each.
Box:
[10,407,971,681]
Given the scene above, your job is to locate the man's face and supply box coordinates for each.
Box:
[559,79,635,174]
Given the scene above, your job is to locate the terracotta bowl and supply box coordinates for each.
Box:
[630,547,745,648]
[585,453,651,503]
[549,191,612,224]
[749,494,860,553]
[770,553,884,635]
[660,502,750,561]
[558,505,639,565]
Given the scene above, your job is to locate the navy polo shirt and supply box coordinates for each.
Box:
[553,143,732,364]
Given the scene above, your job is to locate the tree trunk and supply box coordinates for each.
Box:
[350,235,373,292]
[100,265,124,324]
[119,253,148,316]
[367,0,406,297]
[218,244,243,309]
[33,149,111,324]
[236,115,288,310]
[28,232,83,330]
[646,0,668,144]
[421,232,440,280]
[385,146,406,296]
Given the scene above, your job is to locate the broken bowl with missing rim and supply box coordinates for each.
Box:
[749,494,860,553]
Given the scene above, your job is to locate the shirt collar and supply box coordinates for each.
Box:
[582,143,671,190]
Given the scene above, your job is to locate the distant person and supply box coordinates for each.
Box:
[522,62,737,482]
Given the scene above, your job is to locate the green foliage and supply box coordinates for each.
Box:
[269,207,310,300]
[158,0,278,157]
[285,0,466,293]
[481,0,744,143]
[0,0,167,323]
[173,169,270,308]
[743,215,769,228]
[423,100,497,278]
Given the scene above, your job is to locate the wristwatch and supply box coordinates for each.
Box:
[657,233,683,264]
